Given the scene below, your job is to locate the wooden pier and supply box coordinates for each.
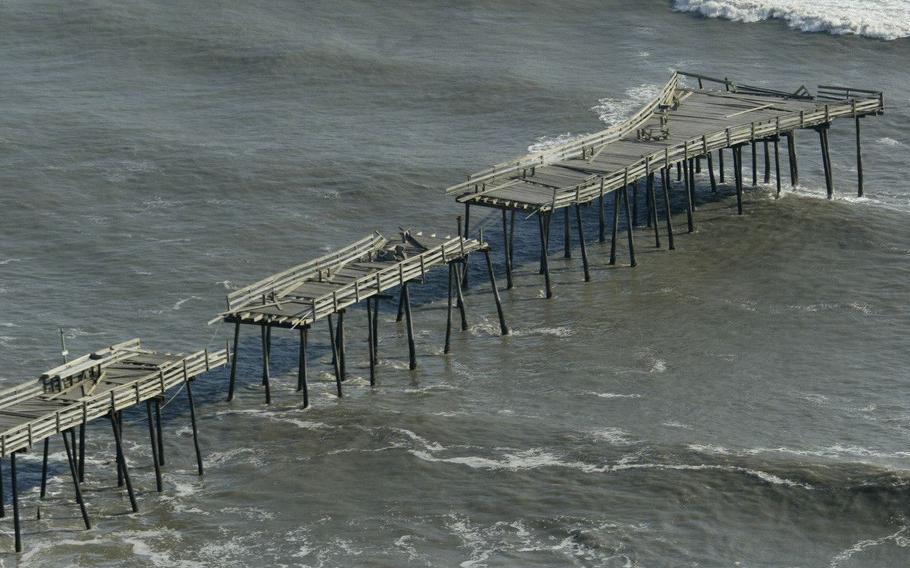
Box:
[0,69,887,555]
[447,71,884,296]
[0,339,226,552]
[217,229,509,407]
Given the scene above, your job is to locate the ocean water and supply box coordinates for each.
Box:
[1,1,909,566]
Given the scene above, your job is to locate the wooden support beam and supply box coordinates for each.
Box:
[185,378,204,476]
[707,151,717,193]
[598,179,606,243]
[855,114,864,197]
[62,431,90,529]
[227,322,240,402]
[371,297,379,367]
[39,438,49,500]
[261,326,271,405]
[575,204,591,282]
[751,140,758,187]
[734,145,744,215]
[683,159,694,233]
[402,283,417,370]
[763,140,771,184]
[78,423,86,482]
[337,309,347,380]
[453,262,468,329]
[647,173,660,248]
[501,210,513,290]
[110,412,138,513]
[788,131,799,186]
[631,181,639,227]
[10,452,21,553]
[154,399,164,466]
[461,204,470,288]
[145,400,163,492]
[718,149,725,183]
[396,286,406,322]
[114,415,124,487]
[366,301,375,386]
[299,326,310,404]
[622,186,637,267]
[689,158,698,210]
[661,168,675,250]
[444,263,455,353]
[482,249,510,335]
[563,207,571,258]
[609,189,620,265]
[538,214,553,299]
[818,125,834,199]
[327,315,342,397]
[509,210,516,263]
[774,136,782,198]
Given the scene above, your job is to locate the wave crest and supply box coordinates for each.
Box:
[673,0,910,40]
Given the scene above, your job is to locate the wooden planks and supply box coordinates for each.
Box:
[220,230,489,329]
[448,71,883,213]
[0,342,227,457]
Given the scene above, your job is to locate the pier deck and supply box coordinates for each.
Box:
[220,229,508,406]
[448,71,883,297]
[448,71,883,211]
[0,339,227,551]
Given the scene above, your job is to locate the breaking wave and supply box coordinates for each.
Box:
[673,0,910,40]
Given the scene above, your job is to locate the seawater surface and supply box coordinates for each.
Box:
[1,1,909,566]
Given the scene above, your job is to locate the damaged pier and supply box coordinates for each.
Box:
[217,229,509,407]
[0,339,227,552]
[447,71,884,296]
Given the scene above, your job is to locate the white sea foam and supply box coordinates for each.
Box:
[0,258,21,265]
[587,391,643,399]
[172,295,201,310]
[591,84,661,125]
[829,525,910,567]
[527,132,582,153]
[877,136,905,146]
[673,0,910,40]
[411,447,810,487]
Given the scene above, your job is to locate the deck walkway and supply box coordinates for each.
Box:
[447,71,884,296]
[218,229,508,406]
[0,339,227,551]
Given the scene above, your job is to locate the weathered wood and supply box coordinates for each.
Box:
[575,205,591,281]
[774,136,782,197]
[818,125,834,199]
[563,207,571,258]
[482,249,509,335]
[444,263,455,354]
[502,210,513,290]
[538,214,553,298]
[683,158,694,233]
[751,140,757,187]
[62,430,90,529]
[622,185,637,267]
[227,322,240,402]
[647,173,660,248]
[718,148,725,183]
[299,326,310,404]
[261,326,271,405]
[146,400,163,492]
[11,452,20,552]
[763,139,771,184]
[327,315,342,397]
[402,283,417,370]
[185,377,203,476]
[707,151,717,193]
[454,262,468,330]
[154,399,164,467]
[734,145,744,214]
[609,189,620,265]
[787,131,799,186]
[337,309,347,380]
[110,412,138,513]
[598,179,606,243]
[855,113,864,197]
[661,168,676,250]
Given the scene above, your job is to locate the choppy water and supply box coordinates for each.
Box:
[1,1,909,566]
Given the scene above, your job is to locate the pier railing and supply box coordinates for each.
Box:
[0,345,227,457]
[445,72,680,195]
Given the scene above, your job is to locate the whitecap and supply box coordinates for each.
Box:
[591,84,662,125]
[673,0,910,40]
[587,392,643,399]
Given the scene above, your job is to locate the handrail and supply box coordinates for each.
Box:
[445,72,680,195]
